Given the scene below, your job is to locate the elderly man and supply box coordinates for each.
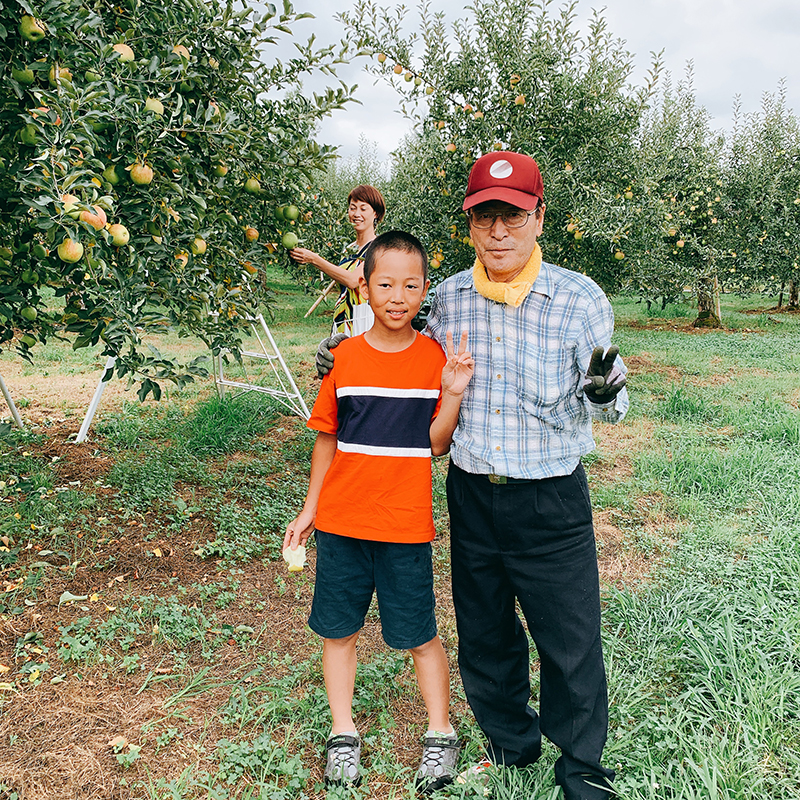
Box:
[318,151,627,799]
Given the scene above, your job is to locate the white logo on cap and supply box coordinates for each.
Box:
[489,159,513,179]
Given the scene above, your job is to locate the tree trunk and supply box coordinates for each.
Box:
[693,275,722,328]
[778,281,785,309]
[789,280,799,310]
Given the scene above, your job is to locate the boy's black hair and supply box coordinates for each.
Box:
[363,230,429,285]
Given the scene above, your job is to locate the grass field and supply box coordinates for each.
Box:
[1,270,800,800]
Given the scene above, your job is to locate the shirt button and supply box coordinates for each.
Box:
[495,336,501,342]
[495,409,500,414]
[495,446,501,451]
[496,373,502,379]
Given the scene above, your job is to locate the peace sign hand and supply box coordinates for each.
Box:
[442,330,475,396]
[582,345,627,402]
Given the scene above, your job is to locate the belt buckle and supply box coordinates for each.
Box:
[488,474,507,484]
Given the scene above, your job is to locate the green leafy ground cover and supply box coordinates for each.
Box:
[1,274,799,799]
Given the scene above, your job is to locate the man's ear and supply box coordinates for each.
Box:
[358,274,369,300]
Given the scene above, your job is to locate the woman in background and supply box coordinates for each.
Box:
[289,185,386,336]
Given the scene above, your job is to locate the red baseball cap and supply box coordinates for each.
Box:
[463,151,544,211]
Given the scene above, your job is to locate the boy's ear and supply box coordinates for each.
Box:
[358,274,369,300]
[424,279,430,294]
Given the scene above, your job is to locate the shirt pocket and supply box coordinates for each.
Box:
[517,342,572,413]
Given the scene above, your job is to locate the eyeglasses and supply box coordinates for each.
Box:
[467,208,538,229]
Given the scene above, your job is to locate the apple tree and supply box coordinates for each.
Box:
[726,86,800,309]
[616,70,731,324]
[0,0,355,398]
[340,0,659,292]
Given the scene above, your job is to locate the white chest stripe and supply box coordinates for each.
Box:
[336,386,440,399]
[337,441,432,458]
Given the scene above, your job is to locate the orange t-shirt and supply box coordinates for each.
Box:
[308,333,446,543]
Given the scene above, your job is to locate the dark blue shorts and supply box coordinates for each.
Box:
[308,530,438,650]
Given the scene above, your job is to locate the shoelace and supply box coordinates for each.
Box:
[330,747,358,775]
[419,739,457,774]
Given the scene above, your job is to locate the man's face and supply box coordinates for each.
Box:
[468,200,544,282]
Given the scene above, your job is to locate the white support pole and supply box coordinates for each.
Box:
[304,280,337,318]
[0,373,24,429]
[76,356,116,443]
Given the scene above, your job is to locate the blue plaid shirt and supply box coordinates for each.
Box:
[426,260,629,480]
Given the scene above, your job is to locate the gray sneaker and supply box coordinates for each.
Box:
[415,733,461,794]
[323,734,362,787]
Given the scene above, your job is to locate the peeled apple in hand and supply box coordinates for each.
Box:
[283,545,306,572]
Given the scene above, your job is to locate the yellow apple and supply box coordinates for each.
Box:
[190,237,207,255]
[102,164,120,185]
[244,177,261,195]
[130,163,154,185]
[245,227,259,242]
[144,97,164,115]
[57,237,83,263]
[108,223,130,246]
[80,204,107,230]
[48,65,72,86]
[112,43,134,62]
[19,15,46,43]
[61,193,81,218]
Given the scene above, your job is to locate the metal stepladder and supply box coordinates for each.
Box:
[72,313,308,444]
[214,312,310,420]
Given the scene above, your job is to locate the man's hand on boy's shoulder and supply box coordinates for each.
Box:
[315,333,348,377]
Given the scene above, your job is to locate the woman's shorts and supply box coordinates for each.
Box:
[308,530,437,650]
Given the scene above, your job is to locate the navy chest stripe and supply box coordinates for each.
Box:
[337,394,438,450]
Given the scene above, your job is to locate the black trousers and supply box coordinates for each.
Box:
[447,461,615,800]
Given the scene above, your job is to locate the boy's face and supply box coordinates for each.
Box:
[359,249,429,333]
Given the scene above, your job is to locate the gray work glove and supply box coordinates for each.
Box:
[582,345,627,403]
[315,333,348,378]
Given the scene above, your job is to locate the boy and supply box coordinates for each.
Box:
[283,230,474,793]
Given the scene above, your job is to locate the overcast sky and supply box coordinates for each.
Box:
[266,0,800,165]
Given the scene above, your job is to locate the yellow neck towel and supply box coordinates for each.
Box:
[472,244,542,307]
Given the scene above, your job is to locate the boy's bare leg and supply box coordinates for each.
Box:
[409,635,452,733]
[323,632,360,734]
